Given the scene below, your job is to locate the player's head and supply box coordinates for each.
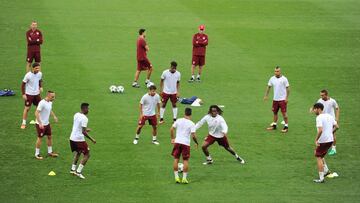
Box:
[320,89,329,100]
[148,85,157,96]
[170,61,177,73]
[46,91,55,101]
[30,21,38,30]
[208,105,223,117]
[199,24,205,33]
[81,103,90,115]
[185,108,192,117]
[313,102,324,115]
[139,28,146,37]
[32,63,40,74]
[274,66,281,77]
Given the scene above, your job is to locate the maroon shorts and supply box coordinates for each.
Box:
[192,55,205,66]
[138,115,157,126]
[315,142,333,158]
[35,124,52,137]
[161,92,177,106]
[137,58,152,71]
[70,140,90,155]
[25,94,41,107]
[172,143,191,160]
[205,135,230,148]
[272,100,287,113]
[27,51,41,63]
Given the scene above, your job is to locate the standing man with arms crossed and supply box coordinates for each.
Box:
[312,103,338,183]
[133,85,161,145]
[34,91,58,160]
[264,66,290,133]
[170,108,198,184]
[133,28,153,88]
[160,61,181,124]
[26,21,43,72]
[21,62,43,129]
[69,103,96,179]
[189,25,208,82]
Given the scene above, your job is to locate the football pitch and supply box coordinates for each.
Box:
[1,0,360,202]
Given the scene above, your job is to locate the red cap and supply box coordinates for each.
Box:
[199,25,205,30]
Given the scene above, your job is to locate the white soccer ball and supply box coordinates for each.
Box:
[109,85,117,93]
[178,163,184,173]
[146,82,155,89]
[117,86,125,93]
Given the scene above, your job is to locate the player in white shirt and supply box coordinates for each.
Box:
[69,103,96,179]
[34,91,58,160]
[264,66,290,133]
[133,85,161,145]
[195,105,245,165]
[170,108,199,184]
[160,61,181,124]
[312,103,339,183]
[21,63,43,129]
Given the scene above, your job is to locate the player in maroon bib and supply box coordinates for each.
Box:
[26,21,43,72]
[189,25,208,82]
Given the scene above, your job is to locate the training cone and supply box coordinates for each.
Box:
[48,171,56,176]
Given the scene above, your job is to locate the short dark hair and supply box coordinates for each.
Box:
[81,103,89,110]
[149,85,156,90]
[313,103,324,110]
[320,89,328,95]
[275,66,280,69]
[208,105,223,115]
[170,61,177,68]
[32,63,40,68]
[139,28,146,35]
[185,108,192,116]
[47,90,54,94]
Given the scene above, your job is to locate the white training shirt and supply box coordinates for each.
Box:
[195,114,228,138]
[173,118,196,146]
[36,99,52,126]
[140,93,161,116]
[70,112,88,142]
[268,75,289,101]
[161,70,181,94]
[316,113,337,143]
[23,71,42,95]
[317,98,338,118]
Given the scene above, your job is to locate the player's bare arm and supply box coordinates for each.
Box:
[83,127,96,144]
[139,103,143,119]
[160,79,164,94]
[335,107,340,124]
[315,127,323,146]
[285,86,290,103]
[35,110,43,129]
[176,81,180,97]
[51,111,58,123]
[145,45,149,51]
[264,86,271,101]
[156,103,160,118]
[170,126,175,144]
[191,133,198,149]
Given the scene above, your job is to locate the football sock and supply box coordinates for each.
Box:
[319,172,324,180]
[196,74,200,79]
[183,172,188,179]
[284,124,288,127]
[77,164,84,173]
[324,164,329,174]
[152,136,157,141]
[174,171,179,179]
[35,148,40,156]
[206,155,212,161]
[235,153,239,159]
[271,122,277,126]
[332,145,336,149]
[48,146,53,153]
[160,108,165,119]
[191,75,195,79]
[145,79,150,83]
[22,119,26,125]
[172,108,178,119]
[71,164,77,171]
[135,134,140,139]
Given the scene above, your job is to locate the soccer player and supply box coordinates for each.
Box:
[264,66,290,133]
[133,85,161,145]
[21,63,43,129]
[26,21,43,72]
[189,25,208,82]
[132,28,153,88]
[160,61,181,124]
[69,103,96,179]
[195,105,245,165]
[312,103,338,183]
[34,91,58,160]
[170,108,199,184]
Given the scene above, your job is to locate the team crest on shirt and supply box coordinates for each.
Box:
[203,37,206,40]
[36,32,39,35]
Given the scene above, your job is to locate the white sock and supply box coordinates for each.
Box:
[319,172,324,180]
[206,155,212,160]
[174,171,179,179]
[235,153,239,158]
[77,164,84,173]
[324,164,329,174]
[152,136,157,141]
[332,145,336,149]
[48,146,53,153]
[135,134,140,139]
[183,172,188,179]
[197,74,200,78]
[172,108,178,119]
[191,75,195,79]
[35,148,40,156]
[160,108,165,119]
[71,164,77,171]
[272,122,277,126]
[285,123,288,127]
[145,79,150,83]
[22,119,26,125]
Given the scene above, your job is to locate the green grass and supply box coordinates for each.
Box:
[1,0,360,202]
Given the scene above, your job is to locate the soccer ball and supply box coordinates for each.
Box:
[178,163,184,173]
[109,85,117,93]
[116,86,125,93]
[146,82,155,89]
